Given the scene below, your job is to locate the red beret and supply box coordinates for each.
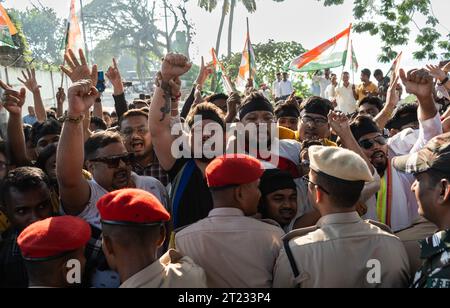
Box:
[17,216,91,261]
[206,154,264,188]
[97,188,170,226]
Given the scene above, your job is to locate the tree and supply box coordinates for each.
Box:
[16,7,65,65]
[221,40,310,96]
[198,0,230,56]
[318,0,450,62]
[0,9,32,67]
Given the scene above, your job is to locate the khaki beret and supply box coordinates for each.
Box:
[309,146,374,182]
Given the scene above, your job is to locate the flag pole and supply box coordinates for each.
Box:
[246,17,252,81]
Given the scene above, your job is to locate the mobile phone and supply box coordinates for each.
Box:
[96,71,106,93]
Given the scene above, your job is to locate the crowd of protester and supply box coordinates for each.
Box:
[0,48,449,288]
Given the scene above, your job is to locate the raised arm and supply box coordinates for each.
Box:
[328,110,374,174]
[57,49,98,216]
[149,53,192,171]
[375,73,400,130]
[56,87,66,118]
[18,68,46,123]
[106,58,128,119]
[1,81,29,166]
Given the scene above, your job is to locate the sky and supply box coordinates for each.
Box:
[4,0,450,78]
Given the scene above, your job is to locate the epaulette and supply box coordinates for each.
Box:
[365,219,393,234]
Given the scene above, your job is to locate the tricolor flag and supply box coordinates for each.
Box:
[0,4,17,49]
[289,24,352,72]
[350,40,359,72]
[61,0,84,53]
[211,48,234,94]
[236,26,257,92]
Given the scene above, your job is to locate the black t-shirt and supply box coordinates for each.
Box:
[168,158,213,229]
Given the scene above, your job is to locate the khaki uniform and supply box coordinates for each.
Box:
[395,217,438,277]
[120,249,207,288]
[273,212,411,288]
[175,208,285,288]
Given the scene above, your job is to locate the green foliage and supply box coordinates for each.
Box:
[220,40,311,97]
[0,9,32,67]
[318,0,450,62]
[17,7,65,65]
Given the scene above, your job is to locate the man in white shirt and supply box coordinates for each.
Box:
[312,69,332,98]
[324,73,338,101]
[334,72,357,115]
[273,72,282,101]
[57,79,168,230]
[278,72,294,100]
[350,68,443,232]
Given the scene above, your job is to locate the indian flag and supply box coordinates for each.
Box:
[236,32,257,92]
[0,4,17,49]
[350,40,359,72]
[61,0,84,53]
[289,24,352,72]
[211,48,234,94]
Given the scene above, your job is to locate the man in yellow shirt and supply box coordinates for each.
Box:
[353,68,379,102]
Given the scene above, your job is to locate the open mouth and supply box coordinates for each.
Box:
[131,140,144,152]
[371,151,386,164]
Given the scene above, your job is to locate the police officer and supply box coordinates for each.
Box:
[273,146,410,288]
[393,132,450,288]
[17,216,91,288]
[97,188,207,288]
[175,154,285,288]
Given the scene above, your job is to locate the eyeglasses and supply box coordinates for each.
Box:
[301,176,329,194]
[120,126,149,137]
[358,135,387,150]
[301,116,328,127]
[90,153,135,168]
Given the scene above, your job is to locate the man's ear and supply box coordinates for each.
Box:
[439,179,450,205]
[85,160,95,173]
[156,225,166,248]
[102,235,114,256]
[234,185,245,206]
[315,186,324,205]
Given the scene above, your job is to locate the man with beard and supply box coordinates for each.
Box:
[57,78,168,231]
[149,53,226,229]
[119,109,169,186]
[350,68,443,232]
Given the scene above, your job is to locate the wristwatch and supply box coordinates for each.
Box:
[440,74,450,85]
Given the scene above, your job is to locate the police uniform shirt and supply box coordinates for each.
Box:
[273,212,411,288]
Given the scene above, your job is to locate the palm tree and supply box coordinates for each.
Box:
[198,0,230,56]
[227,0,285,58]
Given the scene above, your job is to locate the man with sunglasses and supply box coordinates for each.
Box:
[350,68,443,233]
[273,146,410,288]
[57,79,168,231]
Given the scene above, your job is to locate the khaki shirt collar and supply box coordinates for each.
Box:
[317,212,361,228]
[120,249,182,288]
[208,208,245,218]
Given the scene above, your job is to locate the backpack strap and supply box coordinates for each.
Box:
[171,160,196,229]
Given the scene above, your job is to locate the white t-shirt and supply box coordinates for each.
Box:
[279,80,294,97]
[335,83,357,115]
[74,172,169,229]
[273,80,282,98]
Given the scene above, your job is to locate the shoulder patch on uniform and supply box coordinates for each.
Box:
[366,220,393,234]
[282,225,319,243]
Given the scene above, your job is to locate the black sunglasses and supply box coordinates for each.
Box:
[90,153,135,168]
[358,135,387,150]
[301,176,329,194]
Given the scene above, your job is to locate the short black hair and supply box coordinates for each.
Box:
[206,93,229,104]
[35,143,57,172]
[90,117,107,131]
[30,119,62,147]
[314,170,365,208]
[350,115,380,141]
[0,167,50,206]
[361,68,371,78]
[358,96,384,111]
[102,223,162,249]
[374,69,383,77]
[84,131,123,161]
[300,96,334,118]
[274,100,300,119]
[426,169,450,187]
[386,103,418,130]
[186,102,226,131]
[119,109,149,128]
[103,111,111,117]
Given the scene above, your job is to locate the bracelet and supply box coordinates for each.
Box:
[62,114,84,124]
